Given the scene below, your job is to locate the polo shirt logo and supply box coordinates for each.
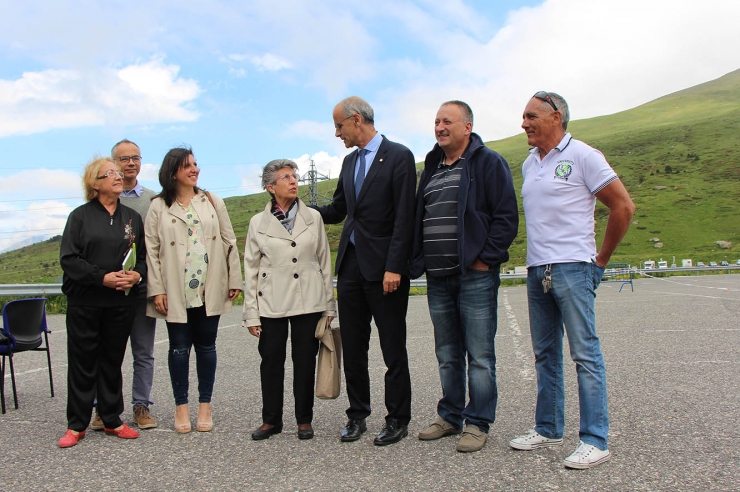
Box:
[554,161,574,181]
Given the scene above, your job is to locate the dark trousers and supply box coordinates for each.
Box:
[258,312,321,425]
[66,305,134,432]
[337,246,412,424]
[165,306,220,405]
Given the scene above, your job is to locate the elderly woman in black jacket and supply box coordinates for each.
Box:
[58,156,146,448]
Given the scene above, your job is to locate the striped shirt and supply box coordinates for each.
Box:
[422,158,463,277]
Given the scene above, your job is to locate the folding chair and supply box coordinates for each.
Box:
[0,298,54,413]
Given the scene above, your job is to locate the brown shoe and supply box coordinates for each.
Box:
[134,406,158,429]
[456,425,488,453]
[90,412,104,431]
[418,417,462,440]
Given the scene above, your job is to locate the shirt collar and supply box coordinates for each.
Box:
[361,132,382,153]
[121,181,144,197]
[529,132,572,156]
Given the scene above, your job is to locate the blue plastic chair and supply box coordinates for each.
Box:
[0,298,54,414]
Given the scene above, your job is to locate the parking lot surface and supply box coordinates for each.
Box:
[1,274,739,491]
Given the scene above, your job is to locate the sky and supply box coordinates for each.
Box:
[0,0,739,253]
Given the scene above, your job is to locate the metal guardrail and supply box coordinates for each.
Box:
[0,266,736,297]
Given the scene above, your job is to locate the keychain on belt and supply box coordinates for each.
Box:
[542,264,552,293]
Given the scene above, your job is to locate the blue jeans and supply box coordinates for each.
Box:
[165,306,220,406]
[527,261,609,450]
[427,270,500,433]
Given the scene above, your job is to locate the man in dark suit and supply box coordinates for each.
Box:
[313,96,415,445]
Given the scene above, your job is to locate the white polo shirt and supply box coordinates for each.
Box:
[522,133,617,268]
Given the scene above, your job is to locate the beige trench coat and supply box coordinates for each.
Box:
[145,191,243,323]
[243,199,336,327]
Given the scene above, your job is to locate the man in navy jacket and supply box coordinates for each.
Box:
[314,96,416,446]
[410,100,518,452]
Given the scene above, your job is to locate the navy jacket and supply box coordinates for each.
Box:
[409,133,519,279]
[314,135,416,281]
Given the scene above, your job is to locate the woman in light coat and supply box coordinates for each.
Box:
[145,146,242,433]
[244,159,336,440]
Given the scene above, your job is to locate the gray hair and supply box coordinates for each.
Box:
[261,159,299,191]
[441,100,474,126]
[111,139,139,157]
[338,96,375,125]
[539,92,570,131]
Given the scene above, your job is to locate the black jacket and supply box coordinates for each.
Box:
[409,133,519,278]
[60,199,147,306]
[314,135,416,281]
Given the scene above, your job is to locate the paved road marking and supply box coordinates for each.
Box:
[502,292,534,381]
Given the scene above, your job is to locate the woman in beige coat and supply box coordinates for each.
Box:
[244,159,336,441]
[145,146,242,433]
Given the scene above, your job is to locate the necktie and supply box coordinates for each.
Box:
[355,149,368,199]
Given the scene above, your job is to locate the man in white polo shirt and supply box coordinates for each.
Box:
[509,92,634,469]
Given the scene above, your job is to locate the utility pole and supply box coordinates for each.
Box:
[299,160,332,206]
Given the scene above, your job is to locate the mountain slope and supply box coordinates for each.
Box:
[1,69,738,283]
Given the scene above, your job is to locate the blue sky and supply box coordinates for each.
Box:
[0,0,739,253]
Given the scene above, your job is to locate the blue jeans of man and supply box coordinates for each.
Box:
[527,261,609,450]
[426,270,500,433]
[129,299,156,409]
[165,305,220,406]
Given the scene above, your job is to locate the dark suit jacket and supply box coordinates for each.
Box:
[314,135,416,282]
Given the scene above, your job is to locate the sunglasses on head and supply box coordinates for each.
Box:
[533,91,558,111]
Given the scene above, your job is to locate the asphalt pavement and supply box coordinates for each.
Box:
[1,274,739,491]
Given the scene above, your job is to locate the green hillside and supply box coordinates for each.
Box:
[1,69,738,284]
[489,68,740,268]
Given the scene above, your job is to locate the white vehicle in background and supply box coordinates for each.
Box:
[657,259,668,269]
[643,260,656,270]
[697,261,706,267]
[709,261,718,267]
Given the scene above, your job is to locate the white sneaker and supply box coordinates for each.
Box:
[509,429,564,450]
[563,441,611,469]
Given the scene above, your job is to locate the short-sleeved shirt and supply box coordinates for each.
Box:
[522,133,617,268]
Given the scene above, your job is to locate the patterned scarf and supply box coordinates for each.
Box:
[272,198,298,233]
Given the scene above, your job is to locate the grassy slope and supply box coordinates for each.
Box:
[1,69,738,283]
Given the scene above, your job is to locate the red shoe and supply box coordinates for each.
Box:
[104,424,139,439]
[58,429,86,448]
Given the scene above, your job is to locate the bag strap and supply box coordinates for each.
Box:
[205,190,215,209]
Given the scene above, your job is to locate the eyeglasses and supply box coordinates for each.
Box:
[275,173,299,183]
[334,114,356,130]
[533,91,558,111]
[96,171,124,180]
[117,155,142,164]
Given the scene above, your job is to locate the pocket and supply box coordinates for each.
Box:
[592,262,606,290]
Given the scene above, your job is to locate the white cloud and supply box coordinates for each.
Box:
[0,200,76,253]
[139,163,160,182]
[0,60,201,137]
[227,53,293,72]
[377,0,740,147]
[292,151,345,181]
[0,169,81,197]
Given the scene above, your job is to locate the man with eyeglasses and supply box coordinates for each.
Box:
[91,139,159,431]
[312,96,415,446]
[509,92,634,468]
[409,100,518,453]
